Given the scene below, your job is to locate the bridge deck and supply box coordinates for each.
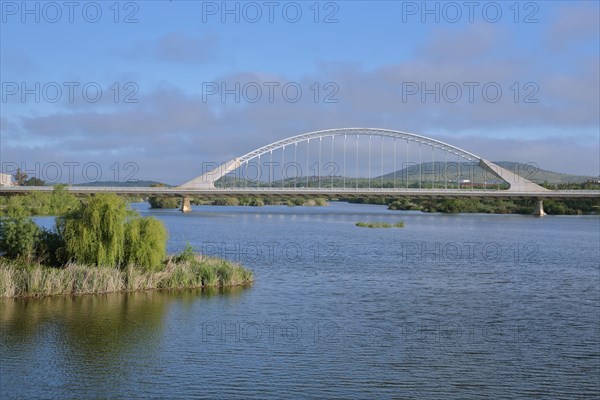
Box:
[1,186,598,200]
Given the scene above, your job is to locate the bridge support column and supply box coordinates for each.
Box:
[181,196,192,213]
[532,199,546,217]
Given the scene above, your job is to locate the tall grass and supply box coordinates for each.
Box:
[0,256,253,298]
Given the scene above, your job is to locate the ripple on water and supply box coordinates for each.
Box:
[2,203,598,399]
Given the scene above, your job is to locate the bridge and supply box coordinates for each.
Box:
[2,128,598,216]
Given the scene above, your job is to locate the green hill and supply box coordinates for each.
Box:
[73,180,165,187]
[378,162,596,184]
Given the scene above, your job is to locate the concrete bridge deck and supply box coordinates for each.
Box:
[1,186,598,200]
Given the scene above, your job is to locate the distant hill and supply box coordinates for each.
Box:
[67,163,595,187]
[378,162,596,184]
[73,180,166,187]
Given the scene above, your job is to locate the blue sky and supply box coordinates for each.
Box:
[1,0,598,184]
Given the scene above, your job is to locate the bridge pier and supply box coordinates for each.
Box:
[180,196,192,213]
[532,199,546,217]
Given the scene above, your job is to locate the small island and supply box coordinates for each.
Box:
[0,191,253,298]
[355,221,405,228]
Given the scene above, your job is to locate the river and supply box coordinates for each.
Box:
[1,202,599,399]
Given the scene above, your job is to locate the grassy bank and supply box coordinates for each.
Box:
[340,196,599,215]
[0,255,253,298]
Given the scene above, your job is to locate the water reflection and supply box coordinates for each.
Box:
[0,287,252,398]
[1,287,250,345]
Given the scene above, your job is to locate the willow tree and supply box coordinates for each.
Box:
[48,185,80,215]
[56,194,171,269]
[59,194,130,267]
[124,217,168,271]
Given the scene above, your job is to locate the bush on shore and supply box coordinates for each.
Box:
[0,202,41,261]
[148,184,180,209]
[0,185,81,216]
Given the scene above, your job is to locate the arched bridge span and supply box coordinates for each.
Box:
[179,128,547,192]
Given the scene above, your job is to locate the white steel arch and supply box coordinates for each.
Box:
[235,128,480,164]
[179,128,547,192]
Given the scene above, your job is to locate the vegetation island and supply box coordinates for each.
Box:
[0,189,252,298]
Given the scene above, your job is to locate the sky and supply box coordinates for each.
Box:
[1,0,599,185]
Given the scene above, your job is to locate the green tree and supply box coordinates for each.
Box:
[437,199,462,213]
[148,196,180,209]
[0,200,41,261]
[24,191,51,215]
[148,183,180,209]
[59,194,130,267]
[13,168,28,186]
[48,185,80,215]
[58,193,169,269]
[124,217,168,271]
[543,200,568,215]
[36,228,66,267]
[24,177,46,186]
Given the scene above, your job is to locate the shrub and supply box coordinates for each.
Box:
[148,183,180,209]
[543,199,569,215]
[36,228,66,267]
[212,197,240,206]
[175,243,196,264]
[248,198,264,207]
[0,186,80,217]
[48,185,80,215]
[148,197,180,209]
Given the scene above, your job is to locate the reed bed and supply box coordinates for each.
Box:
[0,256,253,298]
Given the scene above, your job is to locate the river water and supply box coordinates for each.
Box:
[1,202,599,399]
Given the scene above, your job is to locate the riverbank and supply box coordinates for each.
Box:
[150,195,329,209]
[0,255,253,298]
[340,197,599,215]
